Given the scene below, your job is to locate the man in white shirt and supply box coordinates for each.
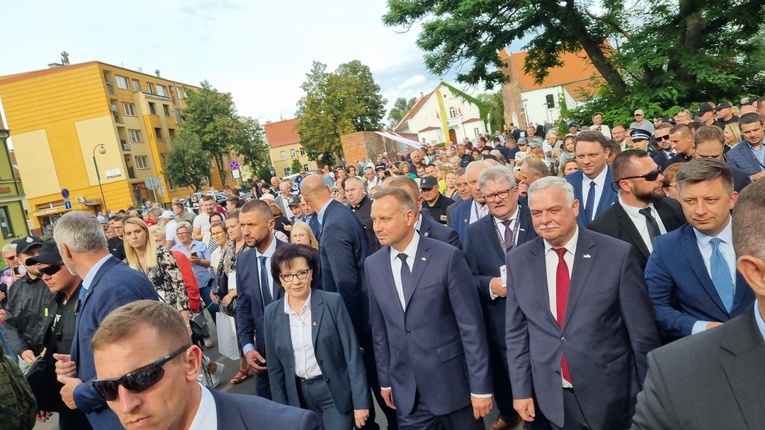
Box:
[91,300,321,430]
[192,196,217,241]
[589,113,612,138]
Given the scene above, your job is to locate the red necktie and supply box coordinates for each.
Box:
[553,247,572,383]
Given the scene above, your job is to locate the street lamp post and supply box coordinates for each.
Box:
[92,144,108,216]
[522,99,529,128]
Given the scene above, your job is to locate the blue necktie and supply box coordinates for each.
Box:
[79,286,88,301]
[259,256,272,307]
[710,238,734,312]
[397,253,414,307]
[584,181,596,223]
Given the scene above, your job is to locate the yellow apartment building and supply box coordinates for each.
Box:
[0,121,30,243]
[264,118,311,177]
[0,61,228,229]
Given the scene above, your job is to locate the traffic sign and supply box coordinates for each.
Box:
[64,199,72,210]
[157,186,165,196]
[61,188,70,198]
[144,177,161,190]
[230,160,239,171]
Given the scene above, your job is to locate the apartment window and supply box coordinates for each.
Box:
[147,82,155,94]
[0,207,14,239]
[300,149,306,156]
[168,128,176,139]
[176,87,184,100]
[157,85,167,97]
[280,151,286,160]
[303,164,309,171]
[135,156,149,169]
[128,129,142,143]
[154,128,163,141]
[148,102,157,115]
[116,75,129,89]
[290,149,296,158]
[132,79,140,92]
[163,104,170,116]
[122,102,136,116]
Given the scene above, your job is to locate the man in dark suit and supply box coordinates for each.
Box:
[693,125,752,192]
[106,215,126,260]
[726,112,765,180]
[464,165,537,430]
[344,176,380,252]
[367,187,492,429]
[646,159,754,340]
[589,150,686,269]
[236,200,287,399]
[301,174,396,430]
[506,176,660,430]
[445,168,469,223]
[565,131,618,227]
[631,178,765,430]
[92,300,322,430]
[651,124,674,170]
[297,196,321,239]
[666,123,696,167]
[449,160,494,244]
[51,211,158,429]
[387,175,461,250]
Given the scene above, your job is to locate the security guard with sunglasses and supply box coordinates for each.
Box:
[26,239,93,429]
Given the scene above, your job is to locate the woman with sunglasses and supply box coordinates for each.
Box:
[264,244,370,429]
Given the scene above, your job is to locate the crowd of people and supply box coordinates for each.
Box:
[1,98,765,430]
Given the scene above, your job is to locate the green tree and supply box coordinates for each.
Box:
[476,91,504,133]
[290,158,303,174]
[388,97,417,129]
[384,0,765,113]
[164,130,212,192]
[181,80,246,186]
[232,117,270,178]
[296,60,387,163]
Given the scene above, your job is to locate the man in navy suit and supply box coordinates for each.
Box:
[589,150,686,270]
[726,113,765,180]
[692,126,752,192]
[448,160,495,244]
[565,131,617,227]
[646,159,754,340]
[387,175,461,250]
[236,199,287,399]
[506,176,660,430]
[445,167,470,224]
[301,174,396,430]
[367,187,493,430]
[92,300,322,430]
[51,211,159,429]
[464,165,537,430]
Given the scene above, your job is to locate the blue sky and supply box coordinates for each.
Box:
[1,0,513,124]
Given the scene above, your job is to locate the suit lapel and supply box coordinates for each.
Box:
[563,231,597,327]
[311,292,325,346]
[680,226,728,315]
[614,203,650,261]
[719,307,765,428]
[419,216,432,238]
[596,166,616,215]
[654,199,683,231]
[406,239,432,307]
[516,205,535,245]
[378,248,405,317]
[481,216,504,257]
[528,239,559,330]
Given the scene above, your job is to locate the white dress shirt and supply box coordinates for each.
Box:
[618,197,668,253]
[582,167,609,221]
[469,200,489,223]
[691,218,737,334]
[255,236,278,303]
[284,291,322,378]
[389,233,421,310]
[188,384,218,430]
[543,227,579,388]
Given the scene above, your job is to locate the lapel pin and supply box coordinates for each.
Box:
[520,228,526,232]
[312,321,316,326]
[424,232,430,237]
[421,257,427,261]
[583,254,591,258]
[463,218,468,223]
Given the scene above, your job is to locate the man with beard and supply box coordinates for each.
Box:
[652,123,674,169]
[589,150,686,270]
[612,125,628,151]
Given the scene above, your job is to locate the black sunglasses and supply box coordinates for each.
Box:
[655,135,670,141]
[92,345,190,401]
[619,169,662,182]
[39,262,65,277]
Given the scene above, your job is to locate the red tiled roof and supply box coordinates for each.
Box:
[461,118,483,124]
[499,48,604,93]
[395,91,434,133]
[418,126,441,133]
[264,118,301,149]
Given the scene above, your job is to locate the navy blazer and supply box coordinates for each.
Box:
[210,388,323,429]
[264,289,370,415]
[318,199,371,337]
[295,214,321,240]
[505,229,660,429]
[419,214,461,250]
[464,204,537,349]
[446,197,473,245]
[645,223,754,339]
[588,198,686,270]
[72,256,158,429]
[565,167,618,227]
[365,237,492,416]
[235,240,287,354]
[726,141,764,177]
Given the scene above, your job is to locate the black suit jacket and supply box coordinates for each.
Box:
[419,215,461,250]
[631,305,765,429]
[319,199,371,337]
[210,389,323,429]
[588,198,686,269]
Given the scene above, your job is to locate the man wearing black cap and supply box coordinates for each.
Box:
[714,101,739,129]
[420,176,454,225]
[3,236,54,364]
[697,103,716,126]
[26,240,92,429]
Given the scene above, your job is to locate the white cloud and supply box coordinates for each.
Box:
[397,75,426,90]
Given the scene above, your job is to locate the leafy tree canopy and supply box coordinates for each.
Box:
[164,130,212,192]
[388,97,417,129]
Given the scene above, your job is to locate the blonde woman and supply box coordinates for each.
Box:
[437,164,450,194]
[724,123,743,147]
[290,221,319,248]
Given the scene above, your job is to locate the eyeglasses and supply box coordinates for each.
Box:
[483,189,512,202]
[279,269,312,283]
[92,345,190,401]
[39,262,65,277]
[635,114,644,117]
[619,169,662,182]
[3,255,15,261]
[176,231,190,236]
[655,135,670,141]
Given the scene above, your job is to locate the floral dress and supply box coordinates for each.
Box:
[144,246,190,312]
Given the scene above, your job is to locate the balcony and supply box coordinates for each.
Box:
[120,140,131,151]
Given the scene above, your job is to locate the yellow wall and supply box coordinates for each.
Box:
[270,143,310,177]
